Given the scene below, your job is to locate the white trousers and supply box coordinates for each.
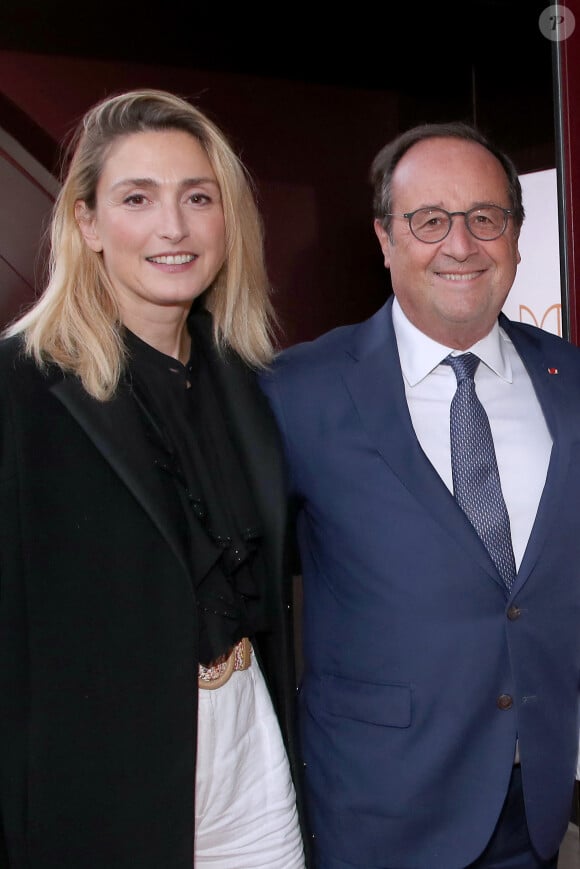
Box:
[194,647,305,868]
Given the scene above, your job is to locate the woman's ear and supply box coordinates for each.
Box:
[74,201,103,252]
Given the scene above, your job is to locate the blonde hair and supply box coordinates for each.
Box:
[6,88,277,399]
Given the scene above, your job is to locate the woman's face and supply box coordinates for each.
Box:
[76,128,226,324]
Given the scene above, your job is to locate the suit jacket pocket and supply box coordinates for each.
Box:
[321,673,411,728]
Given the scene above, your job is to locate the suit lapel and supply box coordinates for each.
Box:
[500,317,578,591]
[51,375,191,578]
[343,298,504,586]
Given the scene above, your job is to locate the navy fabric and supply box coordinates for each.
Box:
[258,298,580,867]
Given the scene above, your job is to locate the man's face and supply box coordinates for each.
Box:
[374,137,521,349]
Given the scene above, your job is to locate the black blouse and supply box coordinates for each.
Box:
[123,318,269,666]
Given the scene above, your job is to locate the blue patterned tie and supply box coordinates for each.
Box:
[445,353,516,589]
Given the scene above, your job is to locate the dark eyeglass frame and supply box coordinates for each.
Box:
[384,205,513,243]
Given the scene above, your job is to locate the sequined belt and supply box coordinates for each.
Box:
[198,637,252,690]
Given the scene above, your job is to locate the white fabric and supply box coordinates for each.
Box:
[194,647,305,868]
[392,297,552,571]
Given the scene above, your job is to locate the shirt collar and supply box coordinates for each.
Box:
[391,296,513,386]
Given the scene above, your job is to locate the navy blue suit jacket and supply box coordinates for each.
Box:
[260,297,580,868]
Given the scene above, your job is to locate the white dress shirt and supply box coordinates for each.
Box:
[391,297,552,571]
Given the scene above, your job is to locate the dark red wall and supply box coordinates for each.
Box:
[0,44,557,347]
[0,51,403,346]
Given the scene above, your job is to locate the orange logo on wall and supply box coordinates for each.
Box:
[519,304,562,336]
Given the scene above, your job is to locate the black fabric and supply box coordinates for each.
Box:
[0,332,310,867]
[467,766,559,867]
[124,312,269,666]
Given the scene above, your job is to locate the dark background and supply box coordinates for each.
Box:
[0,1,553,98]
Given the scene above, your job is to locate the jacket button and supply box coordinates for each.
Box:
[497,694,513,710]
[507,605,521,620]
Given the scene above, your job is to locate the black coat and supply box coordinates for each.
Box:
[0,332,306,868]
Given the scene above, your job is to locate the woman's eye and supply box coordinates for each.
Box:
[188,192,211,205]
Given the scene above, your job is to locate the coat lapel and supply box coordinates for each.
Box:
[343,298,504,586]
[51,375,191,578]
[188,313,287,576]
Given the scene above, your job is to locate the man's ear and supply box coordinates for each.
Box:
[374,218,392,268]
[74,201,103,252]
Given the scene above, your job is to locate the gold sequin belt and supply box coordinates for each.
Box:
[198,637,252,690]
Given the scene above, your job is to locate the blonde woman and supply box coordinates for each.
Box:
[0,89,307,868]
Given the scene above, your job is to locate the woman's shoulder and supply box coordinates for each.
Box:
[0,335,55,390]
[0,334,28,369]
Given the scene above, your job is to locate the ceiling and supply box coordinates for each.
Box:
[0,0,553,94]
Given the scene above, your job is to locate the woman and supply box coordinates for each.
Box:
[0,89,306,868]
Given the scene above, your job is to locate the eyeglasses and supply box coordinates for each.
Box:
[385,205,512,243]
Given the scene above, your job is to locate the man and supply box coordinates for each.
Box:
[259,122,580,868]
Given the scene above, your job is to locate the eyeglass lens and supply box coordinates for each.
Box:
[410,206,508,242]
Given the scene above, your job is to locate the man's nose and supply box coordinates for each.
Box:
[440,214,481,257]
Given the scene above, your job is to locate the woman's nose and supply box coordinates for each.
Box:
[158,202,189,241]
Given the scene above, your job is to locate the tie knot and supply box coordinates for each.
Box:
[445,352,480,383]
